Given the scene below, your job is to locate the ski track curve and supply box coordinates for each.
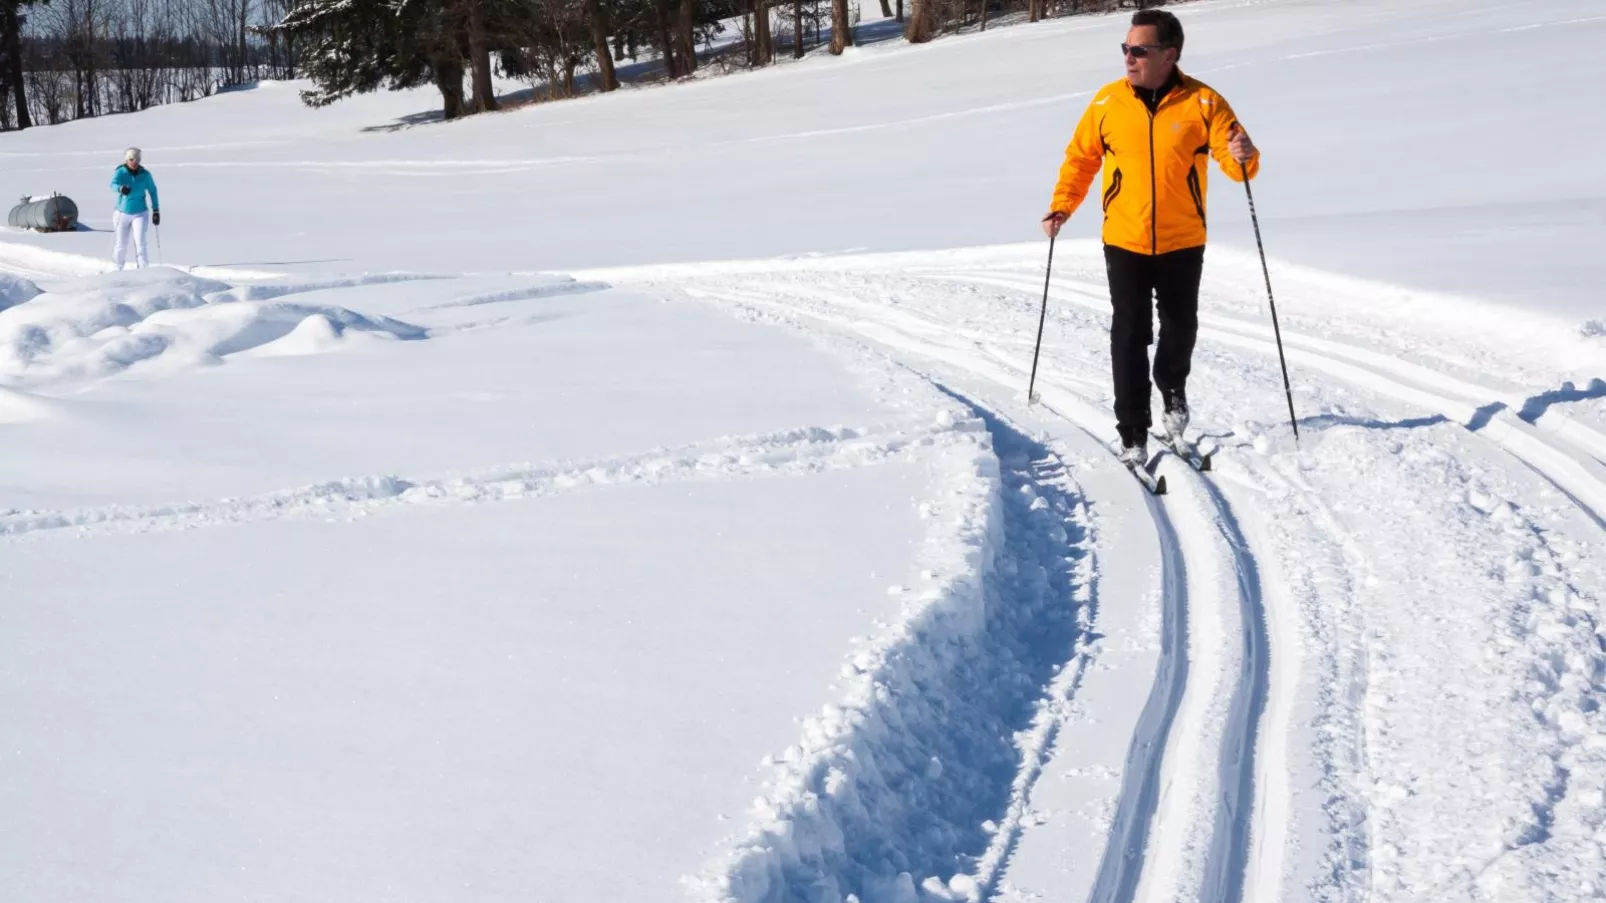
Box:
[665,274,1273,903]
[1083,487,1188,903]
[661,257,1603,903]
[688,385,1105,903]
[1193,478,1271,903]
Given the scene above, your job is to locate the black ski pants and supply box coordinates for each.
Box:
[1104,244,1204,439]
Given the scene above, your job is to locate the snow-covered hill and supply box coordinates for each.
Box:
[1,1,1602,902]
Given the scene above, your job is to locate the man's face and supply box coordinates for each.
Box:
[1124,24,1178,90]
[126,159,139,171]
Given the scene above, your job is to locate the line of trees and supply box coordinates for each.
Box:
[280,0,1162,121]
[0,0,1165,130]
[0,0,296,129]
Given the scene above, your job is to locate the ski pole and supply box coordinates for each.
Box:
[1236,134,1299,445]
[155,222,163,267]
[1026,229,1056,404]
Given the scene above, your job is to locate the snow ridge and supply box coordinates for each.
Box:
[693,404,1096,903]
[0,418,960,541]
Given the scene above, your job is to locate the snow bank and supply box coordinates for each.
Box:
[0,268,425,387]
[693,409,1097,903]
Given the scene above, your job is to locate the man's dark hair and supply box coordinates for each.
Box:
[1132,9,1185,55]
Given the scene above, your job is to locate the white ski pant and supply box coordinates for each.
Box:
[113,210,150,269]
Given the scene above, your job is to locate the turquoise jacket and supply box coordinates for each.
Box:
[111,165,159,215]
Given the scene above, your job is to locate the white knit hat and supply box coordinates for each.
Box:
[124,147,141,163]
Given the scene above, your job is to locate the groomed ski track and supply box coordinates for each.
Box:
[585,254,1282,903]
[579,240,1606,903]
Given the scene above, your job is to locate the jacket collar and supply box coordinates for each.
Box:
[1126,67,1188,106]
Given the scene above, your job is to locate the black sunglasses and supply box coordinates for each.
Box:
[1121,42,1169,59]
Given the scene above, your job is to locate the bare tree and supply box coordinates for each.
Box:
[110,0,163,110]
[41,0,113,118]
[204,0,251,85]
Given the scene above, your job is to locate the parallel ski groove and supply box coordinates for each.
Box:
[673,275,1267,903]
[1083,485,1188,903]
[1191,474,1271,903]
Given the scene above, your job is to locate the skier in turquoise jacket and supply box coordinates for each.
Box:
[110,147,160,269]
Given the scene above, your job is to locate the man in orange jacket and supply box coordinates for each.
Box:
[1042,9,1259,466]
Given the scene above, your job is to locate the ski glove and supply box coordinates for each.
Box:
[120,186,131,195]
[152,211,160,226]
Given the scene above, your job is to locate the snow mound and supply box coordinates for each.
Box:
[253,312,344,356]
[243,311,391,357]
[0,268,425,386]
[0,273,41,312]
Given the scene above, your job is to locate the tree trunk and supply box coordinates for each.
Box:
[979,0,988,31]
[237,6,247,83]
[677,0,696,75]
[905,0,933,41]
[587,0,619,92]
[896,0,904,23]
[830,0,850,54]
[3,2,29,129]
[655,1,677,78]
[752,0,772,65]
[85,19,96,117]
[467,0,497,112]
[434,57,466,120]
[878,0,892,17]
[792,0,802,58]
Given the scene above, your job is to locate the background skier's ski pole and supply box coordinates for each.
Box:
[1237,135,1299,444]
[1026,230,1056,404]
[155,223,163,267]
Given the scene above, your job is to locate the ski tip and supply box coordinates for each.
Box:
[1154,474,1168,495]
[1200,454,1213,472]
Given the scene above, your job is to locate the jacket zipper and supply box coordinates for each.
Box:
[1146,104,1158,255]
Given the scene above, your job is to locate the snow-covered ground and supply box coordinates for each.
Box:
[2,1,1604,902]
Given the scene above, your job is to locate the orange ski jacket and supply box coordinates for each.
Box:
[1048,73,1260,256]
